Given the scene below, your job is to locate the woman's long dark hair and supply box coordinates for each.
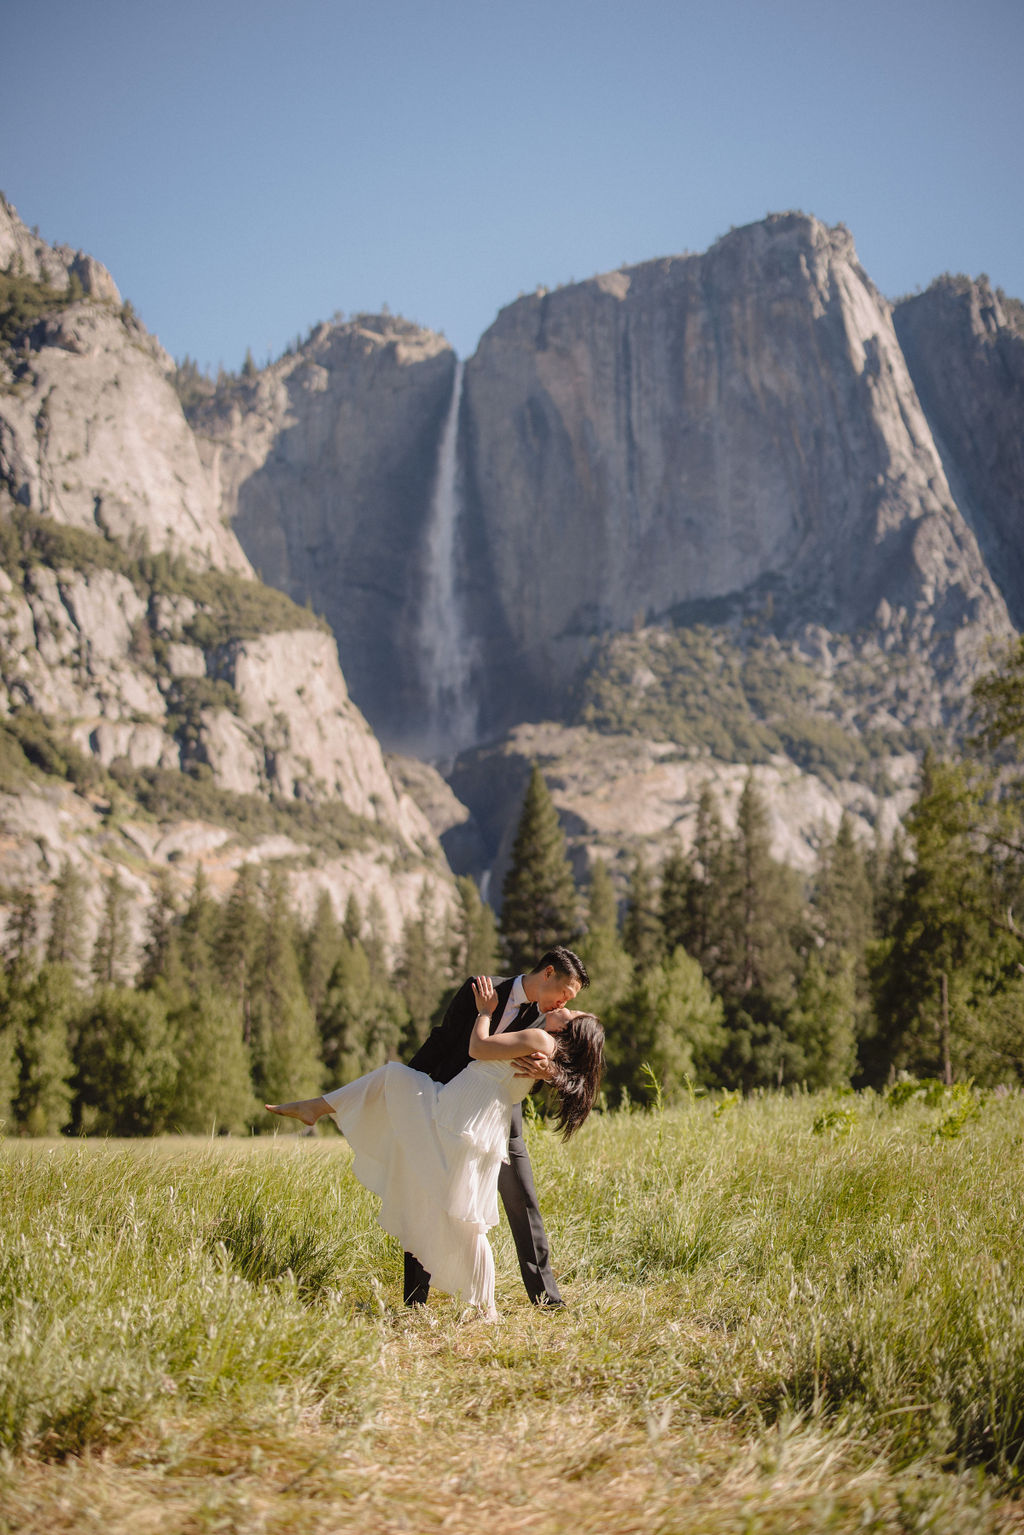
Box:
[548,1013,604,1139]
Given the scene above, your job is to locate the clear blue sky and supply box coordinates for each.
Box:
[4,0,1022,371]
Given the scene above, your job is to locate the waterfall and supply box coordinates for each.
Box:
[419,358,477,760]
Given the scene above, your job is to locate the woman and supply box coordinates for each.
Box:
[266,977,604,1318]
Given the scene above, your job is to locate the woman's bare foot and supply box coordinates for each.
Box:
[265,1097,330,1126]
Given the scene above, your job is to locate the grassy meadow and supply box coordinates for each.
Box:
[3,1090,1024,1534]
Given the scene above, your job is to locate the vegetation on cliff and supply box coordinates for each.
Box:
[0,508,330,641]
[575,620,942,788]
[0,268,76,350]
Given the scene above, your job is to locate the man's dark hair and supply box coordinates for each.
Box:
[532,946,590,989]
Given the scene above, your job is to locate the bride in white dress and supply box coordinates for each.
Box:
[266,977,604,1318]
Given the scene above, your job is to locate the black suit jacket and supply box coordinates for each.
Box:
[408,975,539,1086]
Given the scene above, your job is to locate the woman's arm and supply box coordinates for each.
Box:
[467,976,555,1062]
[469,1019,555,1061]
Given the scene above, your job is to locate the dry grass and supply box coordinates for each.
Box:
[4,1094,1024,1533]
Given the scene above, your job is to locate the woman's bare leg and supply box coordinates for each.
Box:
[265,1096,332,1126]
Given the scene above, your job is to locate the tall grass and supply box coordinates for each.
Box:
[3,1092,1024,1531]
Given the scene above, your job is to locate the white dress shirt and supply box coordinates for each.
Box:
[493,974,529,1034]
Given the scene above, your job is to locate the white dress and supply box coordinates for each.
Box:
[322,1057,533,1315]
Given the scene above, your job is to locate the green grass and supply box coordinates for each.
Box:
[3,1095,1024,1532]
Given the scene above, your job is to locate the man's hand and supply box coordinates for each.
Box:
[472,975,497,1016]
[512,1050,555,1082]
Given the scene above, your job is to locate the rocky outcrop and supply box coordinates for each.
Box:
[0,537,437,845]
[446,722,918,904]
[0,303,251,572]
[895,277,1024,627]
[190,317,456,746]
[387,751,487,872]
[459,214,1011,734]
[0,193,121,305]
[0,546,456,960]
[207,629,430,838]
[4,192,1023,915]
[0,779,453,975]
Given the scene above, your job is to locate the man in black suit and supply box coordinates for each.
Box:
[403,944,590,1309]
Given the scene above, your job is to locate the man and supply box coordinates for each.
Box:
[404,944,589,1309]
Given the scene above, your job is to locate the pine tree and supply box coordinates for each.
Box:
[319,937,373,1077]
[395,881,448,1052]
[45,858,89,977]
[363,891,390,980]
[869,758,1006,1083]
[92,871,135,986]
[250,870,323,1106]
[718,775,803,1005]
[683,783,729,982]
[140,869,182,990]
[586,858,618,935]
[4,887,39,976]
[816,814,873,962]
[0,976,17,1129]
[454,876,499,977]
[11,962,77,1135]
[604,947,725,1105]
[659,844,694,957]
[321,937,406,1079]
[342,893,363,945]
[302,889,340,1022]
[213,864,263,1043]
[621,851,663,970]
[500,766,578,971]
[168,992,256,1133]
[869,827,909,939]
[72,987,180,1135]
[179,865,217,988]
[813,813,875,1046]
[577,859,633,1022]
[787,949,858,1089]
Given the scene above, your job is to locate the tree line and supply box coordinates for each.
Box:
[502,636,1024,1104]
[0,864,496,1137]
[4,637,1024,1133]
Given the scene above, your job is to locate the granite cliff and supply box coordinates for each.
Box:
[0,197,455,958]
[203,213,1019,769]
[5,194,1023,915]
[188,317,456,748]
[458,214,1011,733]
[894,276,1024,628]
[0,195,249,574]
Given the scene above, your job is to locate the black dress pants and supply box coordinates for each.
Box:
[403,1102,562,1306]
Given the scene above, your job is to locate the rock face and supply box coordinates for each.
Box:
[894,277,1024,628]
[0,300,251,575]
[172,209,1021,772]
[0,779,452,974]
[445,722,917,906]
[4,192,1023,915]
[0,193,121,305]
[0,531,454,955]
[459,214,1011,733]
[0,198,457,952]
[190,317,456,746]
